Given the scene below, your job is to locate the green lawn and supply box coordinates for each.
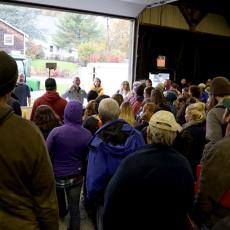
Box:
[39,80,70,95]
[31,59,80,77]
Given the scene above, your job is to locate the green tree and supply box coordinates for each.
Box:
[53,13,104,49]
[78,41,105,65]
[0,4,42,39]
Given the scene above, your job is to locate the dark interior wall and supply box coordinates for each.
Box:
[136,25,230,84]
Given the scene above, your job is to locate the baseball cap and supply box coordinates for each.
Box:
[149,110,182,132]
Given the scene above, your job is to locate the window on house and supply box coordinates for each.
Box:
[50,45,53,52]
[4,34,14,45]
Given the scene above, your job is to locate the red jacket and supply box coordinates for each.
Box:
[31,91,67,121]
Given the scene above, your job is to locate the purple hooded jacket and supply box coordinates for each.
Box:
[46,101,92,178]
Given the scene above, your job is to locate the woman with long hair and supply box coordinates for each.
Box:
[119,101,136,127]
[33,105,62,140]
[90,77,104,96]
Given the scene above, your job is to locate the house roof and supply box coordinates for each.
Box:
[0,18,29,37]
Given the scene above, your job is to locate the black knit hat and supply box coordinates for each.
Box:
[0,51,18,97]
[210,76,230,96]
[45,78,56,91]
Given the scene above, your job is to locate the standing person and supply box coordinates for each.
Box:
[119,101,136,127]
[145,79,152,87]
[32,105,62,140]
[193,98,230,229]
[103,111,194,230]
[0,51,58,229]
[30,78,67,121]
[86,98,145,230]
[174,102,206,179]
[46,101,92,230]
[90,77,104,96]
[14,73,31,106]
[116,81,132,100]
[62,76,87,104]
[206,76,230,143]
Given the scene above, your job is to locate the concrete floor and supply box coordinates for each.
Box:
[59,193,95,230]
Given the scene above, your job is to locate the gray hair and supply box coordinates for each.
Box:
[147,126,177,146]
[98,98,120,123]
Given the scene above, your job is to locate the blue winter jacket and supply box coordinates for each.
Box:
[86,119,145,203]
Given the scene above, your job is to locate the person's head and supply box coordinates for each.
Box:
[155,83,164,91]
[181,78,187,86]
[132,81,141,92]
[98,98,120,124]
[64,100,83,125]
[121,81,130,91]
[208,77,230,111]
[45,78,56,91]
[185,102,206,123]
[112,93,124,107]
[146,79,152,87]
[33,105,61,131]
[182,87,189,97]
[0,51,18,101]
[87,90,98,102]
[165,91,177,104]
[134,83,145,97]
[18,73,25,83]
[210,76,230,98]
[164,79,172,88]
[147,110,181,146]
[94,77,101,87]
[144,86,154,99]
[141,102,156,123]
[198,83,206,92]
[94,95,110,115]
[206,78,212,86]
[83,100,97,119]
[119,101,136,126]
[151,88,166,105]
[188,85,200,99]
[73,76,80,86]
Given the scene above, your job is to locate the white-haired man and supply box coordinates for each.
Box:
[86,98,145,230]
[103,110,194,230]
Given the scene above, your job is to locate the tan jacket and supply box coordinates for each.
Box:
[0,104,58,230]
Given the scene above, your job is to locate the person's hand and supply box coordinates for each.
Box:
[70,85,77,92]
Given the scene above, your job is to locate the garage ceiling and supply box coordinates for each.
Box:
[6,0,177,18]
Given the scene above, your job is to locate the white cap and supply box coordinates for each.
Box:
[149,110,182,132]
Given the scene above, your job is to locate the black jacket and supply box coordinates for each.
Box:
[103,144,194,230]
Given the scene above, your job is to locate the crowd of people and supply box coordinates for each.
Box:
[1,50,230,230]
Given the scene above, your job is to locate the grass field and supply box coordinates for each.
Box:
[31,59,80,77]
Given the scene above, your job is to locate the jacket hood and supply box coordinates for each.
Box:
[64,100,83,125]
[89,119,145,157]
[43,91,60,103]
[0,104,13,125]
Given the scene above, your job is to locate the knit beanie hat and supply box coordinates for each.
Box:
[0,51,18,97]
[210,76,230,96]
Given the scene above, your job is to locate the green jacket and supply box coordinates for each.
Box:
[0,104,58,230]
